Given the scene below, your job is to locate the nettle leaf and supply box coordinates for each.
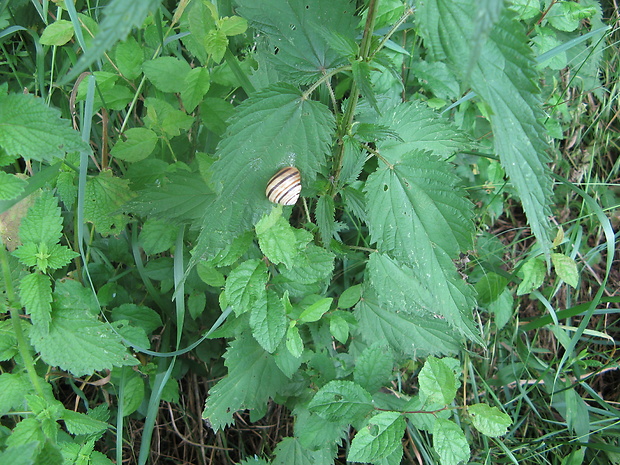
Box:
[347,411,405,463]
[353,342,394,393]
[250,290,287,353]
[419,357,458,405]
[225,259,268,316]
[19,273,52,332]
[191,84,334,263]
[368,252,478,342]
[467,403,512,437]
[17,191,63,246]
[375,101,471,162]
[419,0,553,253]
[308,380,374,423]
[432,418,470,465]
[355,287,461,357]
[0,93,88,162]
[279,243,334,285]
[237,0,357,84]
[272,436,329,465]
[202,333,288,431]
[29,280,138,377]
[125,171,214,224]
[84,170,133,236]
[256,207,299,268]
[0,172,26,200]
[365,151,474,263]
[315,195,337,247]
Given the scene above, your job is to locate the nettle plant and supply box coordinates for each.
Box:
[0,0,606,464]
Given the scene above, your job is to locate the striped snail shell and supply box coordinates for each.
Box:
[266,166,301,205]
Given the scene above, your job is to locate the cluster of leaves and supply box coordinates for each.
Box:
[0,0,615,464]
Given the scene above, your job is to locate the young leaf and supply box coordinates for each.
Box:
[419,0,553,253]
[18,273,52,332]
[433,418,470,465]
[0,93,88,162]
[115,36,144,80]
[256,208,299,268]
[347,411,405,463]
[279,243,335,285]
[181,67,211,113]
[338,284,361,308]
[551,252,578,288]
[298,297,332,323]
[516,256,546,295]
[191,84,334,262]
[40,19,74,46]
[202,333,289,431]
[110,127,158,163]
[224,259,268,316]
[467,403,512,437]
[236,0,357,84]
[419,357,458,405]
[329,314,349,344]
[308,380,374,423]
[250,290,287,353]
[285,324,304,358]
[143,57,191,93]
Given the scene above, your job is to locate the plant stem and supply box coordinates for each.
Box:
[0,244,46,398]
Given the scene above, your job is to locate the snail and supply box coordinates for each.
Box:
[266,166,301,205]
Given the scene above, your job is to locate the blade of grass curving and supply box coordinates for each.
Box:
[130,224,168,312]
[137,228,184,465]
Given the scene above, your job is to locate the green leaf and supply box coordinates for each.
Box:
[111,303,162,334]
[19,273,52,331]
[433,418,470,465]
[224,259,268,316]
[196,262,226,287]
[219,16,248,36]
[202,333,288,431]
[0,372,36,415]
[181,67,211,113]
[144,97,194,138]
[115,36,144,80]
[143,57,191,93]
[351,60,378,111]
[365,151,474,263]
[117,369,145,416]
[200,98,235,135]
[285,324,304,358]
[236,0,357,84]
[347,411,405,463]
[489,288,514,331]
[547,1,596,32]
[256,208,300,268]
[62,410,108,436]
[0,93,87,162]
[84,170,133,236]
[191,84,334,261]
[338,284,361,309]
[125,171,214,224]
[315,195,337,247]
[355,287,462,357]
[299,297,332,323]
[250,290,287,353]
[551,252,578,288]
[329,314,349,343]
[377,102,471,162]
[475,272,508,305]
[0,173,26,201]
[111,127,158,163]
[368,253,479,342]
[205,29,228,63]
[419,0,553,253]
[63,0,162,82]
[29,281,138,377]
[468,403,512,437]
[138,218,178,255]
[17,191,62,247]
[517,256,546,295]
[354,342,394,393]
[272,437,327,465]
[419,357,458,405]
[40,19,74,46]
[280,243,335,285]
[308,380,374,423]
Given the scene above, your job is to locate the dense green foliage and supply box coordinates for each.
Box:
[0,1,618,464]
